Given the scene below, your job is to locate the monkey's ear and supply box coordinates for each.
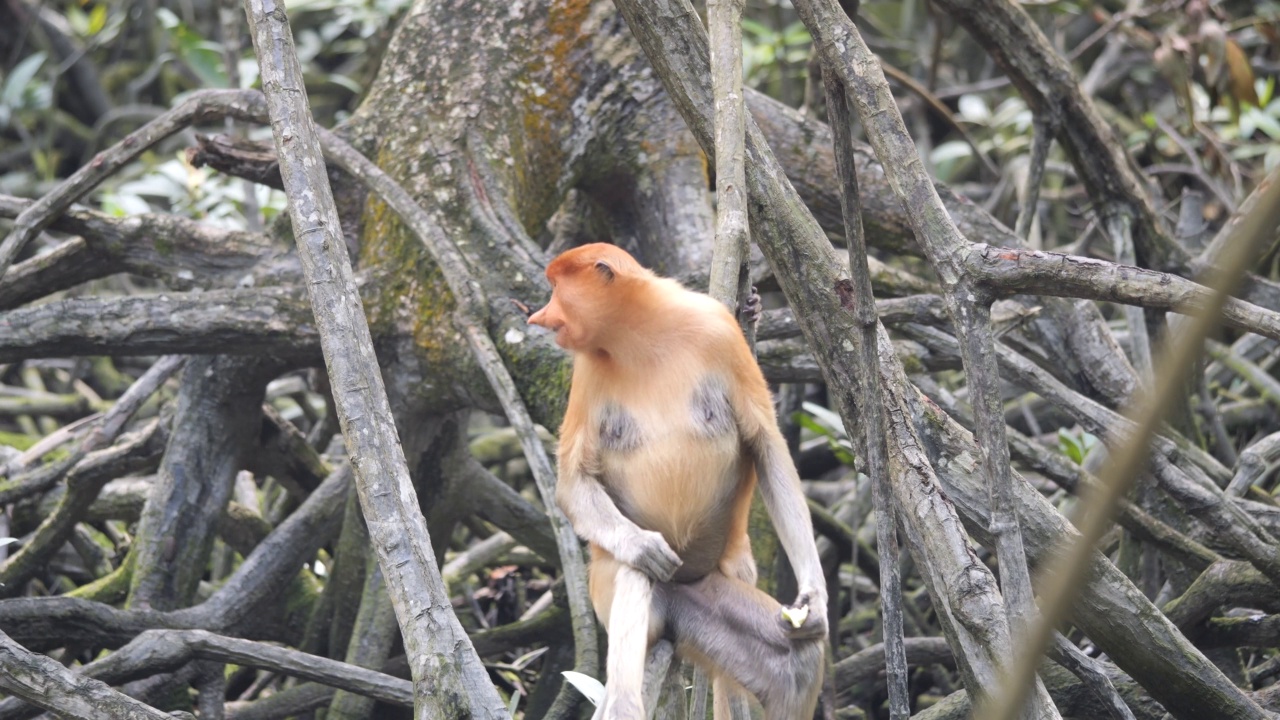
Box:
[593,261,615,283]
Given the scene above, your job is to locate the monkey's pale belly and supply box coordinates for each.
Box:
[600,440,745,580]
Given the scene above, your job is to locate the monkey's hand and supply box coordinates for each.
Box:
[780,588,829,640]
[618,529,682,581]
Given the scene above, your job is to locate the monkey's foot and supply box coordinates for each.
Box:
[739,285,762,325]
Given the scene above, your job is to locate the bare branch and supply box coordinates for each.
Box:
[707,0,753,344]
[0,287,317,363]
[241,1,508,715]
[823,65,908,720]
[0,628,180,720]
[0,195,282,309]
[81,629,412,707]
[0,356,183,594]
[316,114,599,702]
[964,247,1280,343]
[609,0,1264,715]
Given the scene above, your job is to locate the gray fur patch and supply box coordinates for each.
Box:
[691,378,735,438]
[600,403,642,452]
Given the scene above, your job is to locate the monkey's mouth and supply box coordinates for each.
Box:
[552,326,572,348]
[532,319,570,347]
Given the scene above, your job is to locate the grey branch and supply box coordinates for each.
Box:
[0,287,317,363]
[0,627,179,720]
[241,0,508,716]
[0,195,284,309]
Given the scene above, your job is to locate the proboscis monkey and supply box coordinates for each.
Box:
[528,243,826,720]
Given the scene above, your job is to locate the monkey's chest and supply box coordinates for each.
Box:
[596,379,744,548]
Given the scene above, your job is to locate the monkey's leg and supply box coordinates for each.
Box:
[712,674,752,720]
[659,573,824,720]
[596,563,660,720]
[714,532,757,720]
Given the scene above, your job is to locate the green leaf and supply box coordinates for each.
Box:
[66,5,90,36]
[741,18,774,39]
[1081,432,1099,455]
[2,52,47,110]
[931,140,974,164]
[794,403,858,468]
[1056,428,1097,465]
[1258,76,1275,106]
[183,43,230,88]
[323,72,363,95]
[100,192,153,217]
[1249,109,1280,140]
[156,7,180,29]
[792,412,830,438]
[781,21,812,46]
[88,5,108,36]
[1057,428,1080,464]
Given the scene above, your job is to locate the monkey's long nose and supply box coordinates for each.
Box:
[528,307,547,326]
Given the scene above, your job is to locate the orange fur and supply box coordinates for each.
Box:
[530,243,825,720]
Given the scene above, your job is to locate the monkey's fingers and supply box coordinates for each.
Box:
[780,591,829,639]
[624,529,683,581]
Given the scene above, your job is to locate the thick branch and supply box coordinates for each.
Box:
[0,196,284,309]
[790,0,1042,673]
[0,357,184,595]
[967,246,1280,342]
[928,0,1183,272]
[78,629,412,707]
[0,287,317,363]
[242,2,507,716]
[0,628,178,720]
[824,70,908,719]
[706,0,753,343]
[608,0,1265,715]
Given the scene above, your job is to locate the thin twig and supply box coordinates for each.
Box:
[707,0,754,348]
[823,71,908,720]
[0,628,180,720]
[0,356,183,593]
[1047,634,1137,720]
[1107,214,1154,381]
[1015,116,1050,241]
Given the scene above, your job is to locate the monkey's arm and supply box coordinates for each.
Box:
[729,352,829,635]
[555,427,682,581]
[557,469,682,580]
[751,428,829,628]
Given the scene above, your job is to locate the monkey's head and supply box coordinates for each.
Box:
[529,243,648,353]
